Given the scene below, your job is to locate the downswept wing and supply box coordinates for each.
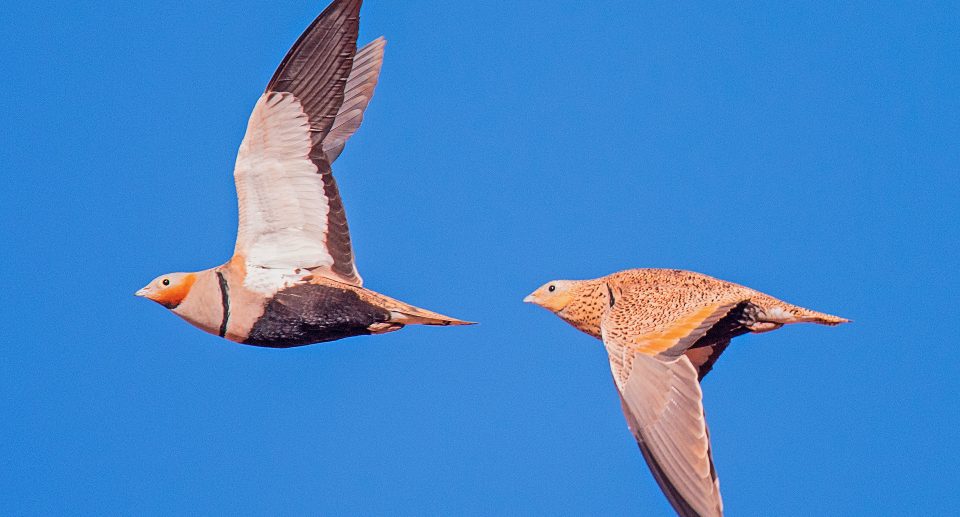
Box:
[601,299,739,517]
[233,0,364,285]
[603,327,723,517]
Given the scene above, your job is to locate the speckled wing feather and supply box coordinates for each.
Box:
[233,0,364,285]
[322,37,386,163]
[603,295,740,384]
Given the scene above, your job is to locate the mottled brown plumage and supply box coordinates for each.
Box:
[524,268,848,517]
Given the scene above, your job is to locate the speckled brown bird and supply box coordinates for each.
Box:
[524,268,848,517]
[135,0,472,347]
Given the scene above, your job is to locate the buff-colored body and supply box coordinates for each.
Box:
[532,269,846,340]
[525,268,848,517]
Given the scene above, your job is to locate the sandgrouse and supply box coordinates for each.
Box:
[136,0,472,347]
[524,269,848,517]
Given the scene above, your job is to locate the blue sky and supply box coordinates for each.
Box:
[2,1,958,515]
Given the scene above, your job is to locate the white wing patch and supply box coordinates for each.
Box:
[233,92,335,271]
[243,266,312,295]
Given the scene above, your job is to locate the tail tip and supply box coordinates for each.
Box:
[439,318,477,326]
[816,314,851,325]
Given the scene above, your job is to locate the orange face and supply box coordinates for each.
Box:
[523,280,576,312]
[135,273,197,309]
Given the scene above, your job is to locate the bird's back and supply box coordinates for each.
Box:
[606,268,847,329]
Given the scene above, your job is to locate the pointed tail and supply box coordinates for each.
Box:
[375,293,475,327]
[390,307,476,326]
[789,307,851,326]
[760,300,850,326]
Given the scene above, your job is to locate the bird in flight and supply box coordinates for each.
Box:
[136,0,473,347]
[524,269,848,516]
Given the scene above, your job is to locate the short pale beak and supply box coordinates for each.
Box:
[135,288,149,297]
[523,294,535,303]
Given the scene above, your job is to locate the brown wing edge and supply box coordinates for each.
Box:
[313,159,360,285]
[618,393,712,517]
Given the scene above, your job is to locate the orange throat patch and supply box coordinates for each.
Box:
[149,273,197,309]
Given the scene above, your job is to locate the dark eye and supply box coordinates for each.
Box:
[548,285,556,292]
[162,278,170,286]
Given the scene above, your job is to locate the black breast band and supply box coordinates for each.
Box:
[216,272,230,338]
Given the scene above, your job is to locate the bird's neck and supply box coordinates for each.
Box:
[171,268,227,338]
[558,280,608,339]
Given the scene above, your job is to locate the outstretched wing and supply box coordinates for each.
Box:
[233,0,365,285]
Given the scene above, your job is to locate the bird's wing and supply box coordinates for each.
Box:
[602,325,724,517]
[600,296,738,517]
[609,298,741,359]
[322,37,386,164]
[233,0,364,286]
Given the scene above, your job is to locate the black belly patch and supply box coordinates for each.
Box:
[244,284,393,348]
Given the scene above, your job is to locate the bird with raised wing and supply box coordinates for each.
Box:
[524,268,848,516]
[136,0,473,347]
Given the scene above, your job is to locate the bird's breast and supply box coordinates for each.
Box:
[171,269,230,338]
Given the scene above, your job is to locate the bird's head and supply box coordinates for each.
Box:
[524,278,606,338]
[523,280,577,313]
[135,272,197,309]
